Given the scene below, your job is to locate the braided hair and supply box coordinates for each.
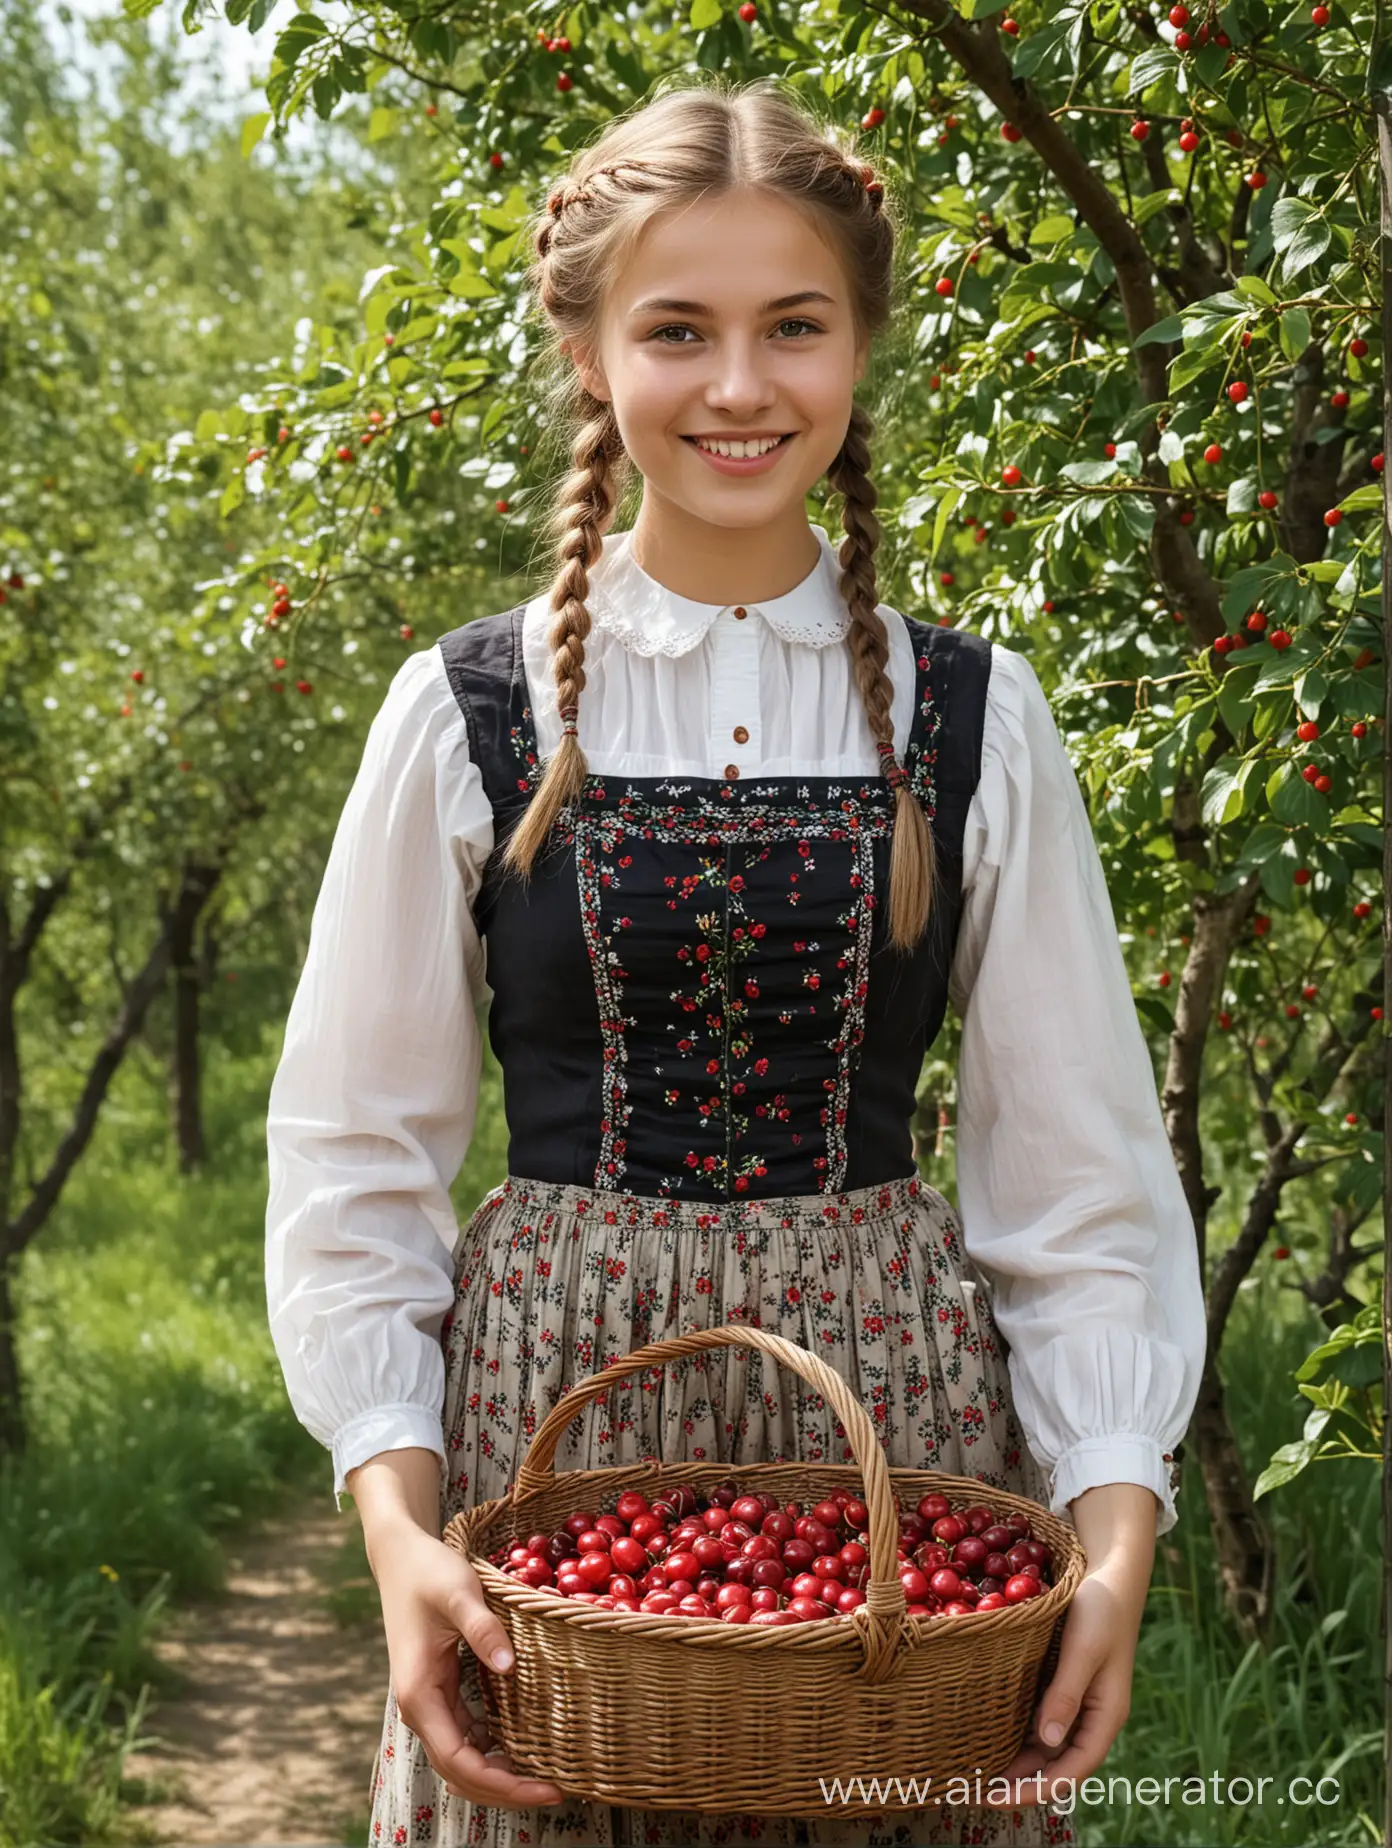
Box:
[507,77,937,953]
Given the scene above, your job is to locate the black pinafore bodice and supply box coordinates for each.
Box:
[438,605,992,1203]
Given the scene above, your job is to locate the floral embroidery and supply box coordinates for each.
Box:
[487,625,942,1201]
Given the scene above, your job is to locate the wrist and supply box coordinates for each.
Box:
[345,1446,445,1559]
[1068,1480,1160,1573]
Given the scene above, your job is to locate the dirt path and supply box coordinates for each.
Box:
[122,1494,390,1847]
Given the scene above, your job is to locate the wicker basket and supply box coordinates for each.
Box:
[443,1324,1086,1816]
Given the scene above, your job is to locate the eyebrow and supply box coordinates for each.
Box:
[628,290,837,317]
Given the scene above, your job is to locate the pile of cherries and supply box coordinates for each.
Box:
[490,1481,1055,1625]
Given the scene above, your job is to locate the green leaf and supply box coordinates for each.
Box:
[689,0,722,27]
[1030,214,1076,246]
[1270,763,1327,826]
[1270,196,1314,252]
[367,106,398,142]
[960,0,1015,14]
[1129,45,1177,92]
[1340,483,1382,513]
[241,110,272,158]
[1009,19,1071,78]
[195,408,224,442]
[1234,275,1276,306]
[1117,495,1155,540]
[1201,756,1257,827]
[1254,1437,1318,1499]
[1060,458,1117,485]
[1168,345,1222,392]
[930,486,963,562]
[1279,306,1310,361]
[1281,219,1332,282]
[1136,315,1184,348]
[1226,477,1258,515]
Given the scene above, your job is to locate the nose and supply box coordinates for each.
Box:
[702,335,782,411]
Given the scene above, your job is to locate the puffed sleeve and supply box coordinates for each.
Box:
[947,643,1207,1537]
[264,645,495,1510]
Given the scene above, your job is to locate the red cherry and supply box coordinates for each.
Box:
[1174,28,1192,47]
[1001,463,1023,487]
[489,151,504,170]
[1001,122,1023,142]
[917,1494,951,1523]
[862,107,886,129]
[1169,1,1189,18]
[1001,14,1020,31]
[1130,118,1150,141]
[1004,1573,1044,1602]
[1204,442,1222,463]
[1002,508,1017,524]
[1247,171,1267,189]
[1349,337,1369,357]
[1373,453,1385,472]
[1104,441,1117,458]
[1258,490,1278,510]
[935,277,954,297]
[1324,508,1344,526]
[1310,3,1330,21]
[1227,381,1249,403]
[1273,1245,1291,1260]
[557,72,572,91]
[1042,599,1056,613]
[1331,390,1349,411]
[1179,130,1200,152]
[739,0,758,16]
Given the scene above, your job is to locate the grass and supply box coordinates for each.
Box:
[0,1024,1381,1846]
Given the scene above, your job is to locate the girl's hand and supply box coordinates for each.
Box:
[985,1481,1158,1811]
[372,1516,569,1812]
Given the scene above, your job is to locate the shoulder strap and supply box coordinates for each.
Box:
[436,605,535,816]
[900,615,993,807]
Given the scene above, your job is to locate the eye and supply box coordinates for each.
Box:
[646,318,823,344]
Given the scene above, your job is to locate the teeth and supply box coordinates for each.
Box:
[694,435,785,458]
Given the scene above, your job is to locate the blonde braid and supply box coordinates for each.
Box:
[828,401,938,951]
[501,404,624,879]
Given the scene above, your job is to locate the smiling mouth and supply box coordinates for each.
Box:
[682,434,796,452]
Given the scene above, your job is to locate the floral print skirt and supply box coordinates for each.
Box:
[368,1171,1077,1848]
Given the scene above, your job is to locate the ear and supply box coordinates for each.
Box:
[565,338,611,406]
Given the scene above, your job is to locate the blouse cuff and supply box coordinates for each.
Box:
[1047,1433,1181,1538]
[331,1404,447,1511]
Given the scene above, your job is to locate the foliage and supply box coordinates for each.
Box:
[175,0,1382,1491]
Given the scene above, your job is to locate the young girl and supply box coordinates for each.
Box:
[265,75,1206,1848]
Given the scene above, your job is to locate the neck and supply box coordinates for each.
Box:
[626,496,823,606]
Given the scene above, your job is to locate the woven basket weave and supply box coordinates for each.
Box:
[442,1324,1086,1816]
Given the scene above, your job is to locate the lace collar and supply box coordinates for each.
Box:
[583,524,854,658]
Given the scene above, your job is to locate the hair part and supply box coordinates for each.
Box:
[504,74,938,953]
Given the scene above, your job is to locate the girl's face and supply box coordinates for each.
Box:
[570,188,870,544]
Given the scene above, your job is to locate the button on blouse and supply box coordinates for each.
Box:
[264,522,1207,1528]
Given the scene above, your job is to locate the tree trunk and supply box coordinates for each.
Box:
[170,864,213,1174]
[1190,1355,1274,1642]
[0,1256,23,1465]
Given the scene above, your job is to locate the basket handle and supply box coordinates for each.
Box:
[512,1324,911,1680]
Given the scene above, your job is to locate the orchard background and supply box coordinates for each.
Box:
[0,0,1385,1841]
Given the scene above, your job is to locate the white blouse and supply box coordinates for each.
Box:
[264,523,1207,1534]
